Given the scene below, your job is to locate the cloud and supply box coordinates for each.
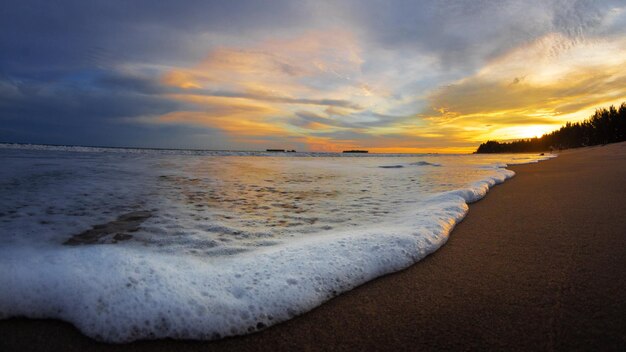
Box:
[149,30,377,142]
[343,0,623,69]
[94,72,167,95]
[181,89,362,110]
[291,111,349,130]
[0,77,178,122]
[423,32,626,141]
[1,0,625,151]
[0,73,209,148]
[0,1,325,77]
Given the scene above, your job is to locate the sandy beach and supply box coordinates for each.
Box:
[2,142,626,352]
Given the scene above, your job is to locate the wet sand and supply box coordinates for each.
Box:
[2,142,626,351]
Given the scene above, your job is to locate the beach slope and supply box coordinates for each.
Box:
[2,142,626,351]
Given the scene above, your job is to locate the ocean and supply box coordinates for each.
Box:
[0,143,553,342]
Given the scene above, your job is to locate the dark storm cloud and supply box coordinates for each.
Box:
[0,0,314,77]
[95,73,167,95]
[0,75,178,122]
[184,89,363,110]
[0,73,198,146]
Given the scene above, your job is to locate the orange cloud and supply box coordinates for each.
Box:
[155,96,288,137]
[422,33,626,143]
[150,29,387,150]
[161,70,202,89]
[147,29,626,153]
[161,30,364,99]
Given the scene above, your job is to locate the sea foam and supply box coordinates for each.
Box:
[0,144,554,342]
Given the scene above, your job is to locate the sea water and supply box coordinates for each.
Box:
[0,143,554,342]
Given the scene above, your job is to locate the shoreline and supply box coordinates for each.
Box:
[2,143,626,351]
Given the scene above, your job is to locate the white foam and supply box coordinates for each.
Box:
[0,146,554,342]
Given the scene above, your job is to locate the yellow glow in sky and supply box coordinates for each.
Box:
[148,29,626,153]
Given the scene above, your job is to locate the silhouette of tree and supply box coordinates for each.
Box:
[476,102,626,153]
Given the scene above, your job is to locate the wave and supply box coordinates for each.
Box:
[0,149,554,342]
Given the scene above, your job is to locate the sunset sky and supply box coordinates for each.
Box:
[1,0,625,153]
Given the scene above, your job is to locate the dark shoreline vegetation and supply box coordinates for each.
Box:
[476,103,626,153]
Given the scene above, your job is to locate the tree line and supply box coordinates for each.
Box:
[476,102,626,153]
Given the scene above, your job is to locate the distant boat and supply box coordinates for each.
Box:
[342,150,368,153]
[266,149,296,152]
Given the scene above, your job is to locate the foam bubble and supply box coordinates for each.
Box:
[0,145,554,342]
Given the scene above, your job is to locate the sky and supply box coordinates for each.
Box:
[1,0,626,153]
